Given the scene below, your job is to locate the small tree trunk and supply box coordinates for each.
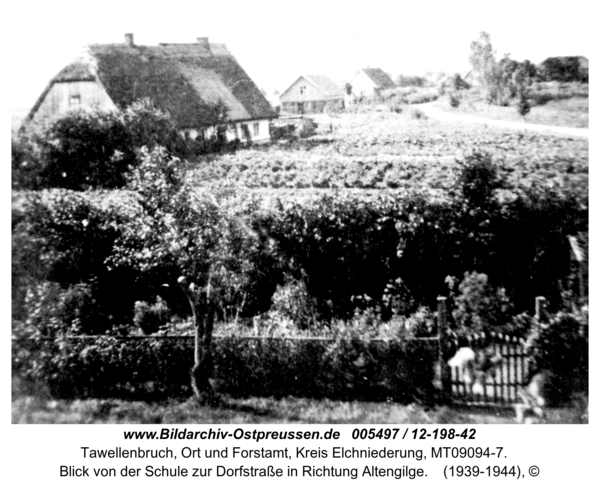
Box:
[179,276,216,402]
[190,305,215,399]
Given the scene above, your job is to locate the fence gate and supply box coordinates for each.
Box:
[447,333,530,406]
[436,296,533,407]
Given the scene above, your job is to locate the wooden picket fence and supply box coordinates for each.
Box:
[447,332,529,406]
[435,296,546,407]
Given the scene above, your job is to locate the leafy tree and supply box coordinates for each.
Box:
[109,147,277,401]
[12,97,230,191]
[449,272,514,334]
[35,110,132,190]
[469,32,496,86]
[538,57,588,83]
[469,32,534,107]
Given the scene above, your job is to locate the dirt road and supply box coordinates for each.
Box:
[419,104,589,139]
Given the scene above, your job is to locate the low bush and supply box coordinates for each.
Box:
[525,310,588,405]
[12,334,437,402]
[13,151,587,336]
[133,297,171,335]
[409,108,427,120]
[449,272,513,334]
[12,99,236,191]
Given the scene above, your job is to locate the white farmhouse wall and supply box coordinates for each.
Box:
[350,71,377,97]
[183,119,271,144]
[280,77,326,103]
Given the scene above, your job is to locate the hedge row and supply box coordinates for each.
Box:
[12,335,437,402]
[12,152,588,333]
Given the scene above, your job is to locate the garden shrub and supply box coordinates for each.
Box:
[13,148,587,340]
[525,311,588,405]
[409,108,427,120]
[12,98,233,191]
[12,334,437,403]
[20,110,136,190]
[265,192,403,320]
[267,279,318,329]
[449,272,513,334]
[133,296,171,335]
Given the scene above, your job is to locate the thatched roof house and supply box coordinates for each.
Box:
[26,34,277,143]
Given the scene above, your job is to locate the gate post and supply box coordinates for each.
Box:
[434,296,450,398]
[535,296,548,324]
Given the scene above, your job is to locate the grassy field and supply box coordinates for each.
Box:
[434,85,588,128]
[12,394,587,424]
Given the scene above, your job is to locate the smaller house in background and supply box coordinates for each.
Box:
[348,68,396,98]
[461,70,480,87]
[279,75,345,114]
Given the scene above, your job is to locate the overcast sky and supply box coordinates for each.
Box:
[6,0,594,113]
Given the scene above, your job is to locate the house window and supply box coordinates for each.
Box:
[69,94,81,110]
[299,86,305,95]
[241,124,251,141]
[253,123,260,137]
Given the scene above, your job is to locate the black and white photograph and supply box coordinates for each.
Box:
[7,4,595,483]
[9,0,591,427]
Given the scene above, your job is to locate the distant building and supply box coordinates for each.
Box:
[461,70,480,87]
[279,75,345,114]
[25,34,277,143]
[348,68,396,97]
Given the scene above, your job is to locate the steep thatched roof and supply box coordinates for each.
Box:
[361,68,396,90]
[27,37,277,127]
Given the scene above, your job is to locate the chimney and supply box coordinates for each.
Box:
[124,33,134,47]
[197,37,210,49]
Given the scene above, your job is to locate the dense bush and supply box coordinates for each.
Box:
[134,297,171,335]
[13,153,587,334]
[13,147,587,336]
[12,189,133,330]
[11,99,235,191]
[12,101,182,190]
[12,333,437,402]
[449,272,513,333]
[525,310,588,405]
[538,57,588,83]
[264,192,403,321]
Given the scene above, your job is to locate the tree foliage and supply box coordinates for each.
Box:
[108,147,279,398]
[469,32,537,107]
[12,98,232,191]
